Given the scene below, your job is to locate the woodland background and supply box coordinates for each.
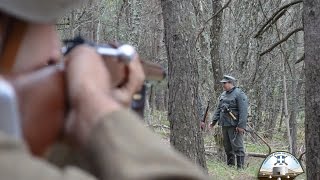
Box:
[57,0,312,179]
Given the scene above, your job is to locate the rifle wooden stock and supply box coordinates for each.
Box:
[228,111,237,120]
[201,102,210,131]
[6,58,165,156]
[141,61,166,81]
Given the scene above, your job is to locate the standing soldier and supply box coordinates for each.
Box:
[210,75,248,169]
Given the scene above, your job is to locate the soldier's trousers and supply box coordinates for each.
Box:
[222,126,245,157]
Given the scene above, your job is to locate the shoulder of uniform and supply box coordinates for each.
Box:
[235,87,247,96]
[218,92,225,99]
[235,87,244,93]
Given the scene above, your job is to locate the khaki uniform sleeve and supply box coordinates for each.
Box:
[84,109,209,180]
[0,133,96,180]
[1,108,208,180]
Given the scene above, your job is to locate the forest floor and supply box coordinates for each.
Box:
[149,110,306,180]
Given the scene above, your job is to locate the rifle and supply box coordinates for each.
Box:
[222,104,237,120]
[3,37,166,156]
[201,101,210,131]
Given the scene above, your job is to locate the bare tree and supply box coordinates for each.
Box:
[161,0,207,171]
[210,0,225,161]
[304,0,320,179]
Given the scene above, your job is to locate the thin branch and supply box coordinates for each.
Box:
[56,18,99,28]
[260,27,303,56]
[257,9,287,38]
[247,124,272,155]
[77,9,87,21]
[195,0,232,44]
[295,54,305,64]
[254,0,303,38]
[56,22,70,26]
[298,151,306,162]
[258,0,268,19]
[274,21,293,77]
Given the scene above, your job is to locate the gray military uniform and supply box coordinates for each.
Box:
[212,87,248,167]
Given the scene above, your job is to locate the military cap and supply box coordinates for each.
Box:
[220,75,236,83]
[0,0,87,23]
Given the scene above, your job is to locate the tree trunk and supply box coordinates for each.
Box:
[304,0,320,179]
[278,99,284,132]
[283,61,293,154]
[288,33,301,157]
[161,0,207,171]
[265,87,279,140]
[210,0,225,161]
[210,0,223,95]
[69,10,75,38]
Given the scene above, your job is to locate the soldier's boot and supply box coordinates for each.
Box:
[227,155,235,166]
[236,156,245,169]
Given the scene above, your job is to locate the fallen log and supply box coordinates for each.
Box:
[246,152,268,158]
[205,150,267,158]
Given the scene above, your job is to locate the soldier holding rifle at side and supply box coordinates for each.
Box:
[210,75,249,169]
[0,0,208,179]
